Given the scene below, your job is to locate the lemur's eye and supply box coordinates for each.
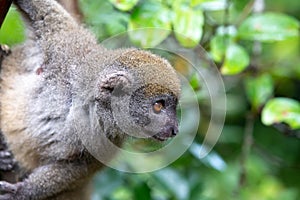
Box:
[153,100,164,113]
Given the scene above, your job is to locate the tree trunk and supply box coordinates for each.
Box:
[57,0,82,22]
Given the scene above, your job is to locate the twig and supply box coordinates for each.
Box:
[235,0,265,196]
[224,0,231,27]
[57,0,82,22]
[234,0,255,26]
[238,113,255,187]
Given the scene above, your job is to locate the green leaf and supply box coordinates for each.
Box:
[153,168,190,199]
[128,2,172,47]
[0,8,25,46]
[189,143,227,171]
[92,169,123,199]
[133,182,151,200]
[262,98,300,129]
[109,0,139,11]
[173,5,204,48]
[112,187,133,200]
[197,0,227,11]
[244,74,274,110]
[210,34,230,62]
[188,0,227,10]
[189,73,202,90]
[238,12,300,42]
[80,0,129,40]
[210,26,236,62]
[221,43,250,75]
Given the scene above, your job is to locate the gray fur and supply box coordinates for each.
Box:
[0,0,180,199]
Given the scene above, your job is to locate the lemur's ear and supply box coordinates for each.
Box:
[98,71,133,98]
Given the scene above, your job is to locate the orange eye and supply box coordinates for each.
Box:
[153,102,163,113]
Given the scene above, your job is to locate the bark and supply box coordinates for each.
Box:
[0,0,13,28]
[57,0,82,22]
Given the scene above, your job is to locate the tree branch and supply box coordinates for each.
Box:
[235,0,265,196]
[57,0,82,22]
[0,0,13,28]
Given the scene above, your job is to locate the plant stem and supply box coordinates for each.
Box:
[239,113,255,187]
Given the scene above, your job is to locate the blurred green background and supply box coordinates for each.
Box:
[0,0,299,199]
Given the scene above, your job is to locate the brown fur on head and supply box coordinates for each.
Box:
[115,49,181,97]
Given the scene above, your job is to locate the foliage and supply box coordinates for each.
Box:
[262,98,300,129]
[238,12,299,42]
[1,0,300,199]
[81,0,300,199]
[0,7,25,45]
